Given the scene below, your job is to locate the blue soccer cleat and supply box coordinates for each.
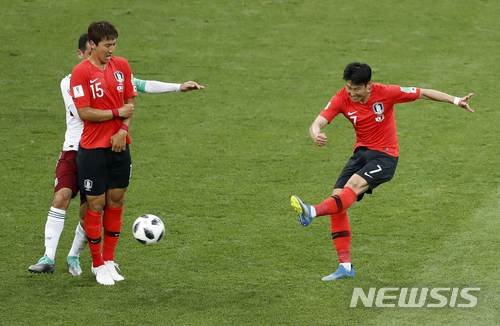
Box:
[321,265,355,281]
[291,195,314,227]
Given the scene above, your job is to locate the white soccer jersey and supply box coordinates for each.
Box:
[60,74,83,151]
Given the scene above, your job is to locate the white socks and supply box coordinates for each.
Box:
[341,262,352,272]
[44,207,66,261]
[68,223,87,257]
[310,206,317,218]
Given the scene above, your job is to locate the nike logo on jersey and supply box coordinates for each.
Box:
[90,78,99,83]
[347,111,358,116]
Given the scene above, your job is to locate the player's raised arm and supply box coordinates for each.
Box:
[309,115,329,146]
[419,89,474,113]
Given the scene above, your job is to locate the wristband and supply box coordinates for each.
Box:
[453,97,461,106]
[112,109,120,118]
[120,124,129,133]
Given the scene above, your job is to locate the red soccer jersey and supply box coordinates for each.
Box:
[70,56,138,149]
[319,83,420,157]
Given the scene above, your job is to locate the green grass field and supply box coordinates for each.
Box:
[1,0,500,324]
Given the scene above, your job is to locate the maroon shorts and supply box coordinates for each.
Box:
[54,150,79,198]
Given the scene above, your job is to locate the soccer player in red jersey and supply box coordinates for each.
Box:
[70,21,138,285]
[291,62,474,281]
[28,32,203,278]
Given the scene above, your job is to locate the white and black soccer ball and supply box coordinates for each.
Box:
[132,214,165,245]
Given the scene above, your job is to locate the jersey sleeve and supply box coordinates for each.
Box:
[319,93,343,123]
[132,76,147,93]
[60,75,82,122]
[386,85,420,103]
[123,60,138,100]
[69,63,92,109]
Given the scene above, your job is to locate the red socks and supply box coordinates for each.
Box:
[84,209,104,267]
[314,187,357,217]
[102,206,123,262]
[312,188,355,264]
[84,206,123,267]
[330,211,351,264]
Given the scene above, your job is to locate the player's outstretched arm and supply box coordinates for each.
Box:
[419,89,474,113]
[133,77,204,94]
[310,116,329,146]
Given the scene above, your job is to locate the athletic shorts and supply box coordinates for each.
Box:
[77,145,132,196]
[334,147,399,201]
[54,150,79,198]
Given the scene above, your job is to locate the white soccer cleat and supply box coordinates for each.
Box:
[91,265,115,285]
[104,261,124,281]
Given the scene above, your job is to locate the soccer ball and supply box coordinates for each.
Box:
[132,214,165,245]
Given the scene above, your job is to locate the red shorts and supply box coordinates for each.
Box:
[54,150,79,198]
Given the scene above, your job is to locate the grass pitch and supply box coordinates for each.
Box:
[1,0,500,325]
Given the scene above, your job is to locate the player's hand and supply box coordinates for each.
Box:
[458,93,474,113]
[110,130,127,152]
[119,104,135,118]
[180,81,205,92]
[315,133,327,146]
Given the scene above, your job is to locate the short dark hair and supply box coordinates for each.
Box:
[88,21,118,46]
[78,33,88,52]
[343,62,372,86]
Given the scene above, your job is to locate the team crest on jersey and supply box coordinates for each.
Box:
[372,102,385,115]
[114,71,125,83]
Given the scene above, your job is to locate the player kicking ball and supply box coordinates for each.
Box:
[291,62,474,281]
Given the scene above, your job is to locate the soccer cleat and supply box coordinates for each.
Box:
[291,195,313,226]
[104,261,124,281]
[91,265,115,285]
[28,255,55,274]
[66,256,83,276]
[321,265,355,281]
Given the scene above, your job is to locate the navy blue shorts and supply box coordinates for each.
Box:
[334,147,398,201]
[76,145,132,196]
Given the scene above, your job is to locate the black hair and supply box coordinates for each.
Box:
[78,33,88,52]
[88,21,118,46]
[343,62,372,86]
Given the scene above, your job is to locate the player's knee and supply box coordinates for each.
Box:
[86,195,106,213]
[107,197,125,208]
[51,188,73,210]
[345,177,369,195]
[106,189,126,207]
